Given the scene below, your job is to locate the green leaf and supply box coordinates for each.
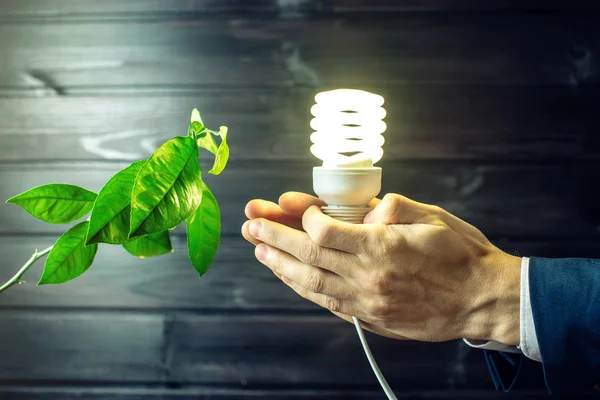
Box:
[123,231,172,258]
[129,136,203,239]
[6,184,96,224]
[39,221,98,285]
[86,160,145,245]
[195,125,218,154]
[186,185,220,277]
[208,126,229,175]
[191,108,204,125]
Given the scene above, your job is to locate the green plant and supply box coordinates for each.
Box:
[0,109,228,293]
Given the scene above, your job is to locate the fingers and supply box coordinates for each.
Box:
[255,244,353,299]
[244,194,378,250]
[367,197,381,209]
[248,218,355,277]
[362,193,484,240]
[279,274,358,316]
[245,199,303,230]
[363,193,438,225]
[242,220,261,246]
[301,206,375,253]
[242,199,304,246]
[278,192,326,218]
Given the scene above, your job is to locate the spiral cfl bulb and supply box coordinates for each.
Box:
[311,89,385,211]
[310,89,386,168]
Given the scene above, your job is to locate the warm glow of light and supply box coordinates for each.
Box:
[310,89,386,167]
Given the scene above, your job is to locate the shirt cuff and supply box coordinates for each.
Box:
[520,257,541,362]
[463,338,521,353]
[463,257,541,362]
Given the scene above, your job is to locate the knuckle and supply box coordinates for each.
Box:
[299,243,320,265]
[383,193,402,204]
[383,193,404,213]
[296,286,309,299]
[263,226,277,244]
[324,296,341,312]
[311,222,334,247]
[306,271,325,293]
[367,298,391,317]
[269,250,283,273]
[429,205,447,218]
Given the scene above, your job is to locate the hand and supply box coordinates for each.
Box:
[242,193,521,345]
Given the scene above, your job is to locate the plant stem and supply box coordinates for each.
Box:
[0,246,53,294]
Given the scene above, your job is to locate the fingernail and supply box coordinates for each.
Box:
[255,244,269,261]
[249,220,261,237]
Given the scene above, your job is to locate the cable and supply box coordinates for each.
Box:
[352,317,398,400]
[322,209,397,399]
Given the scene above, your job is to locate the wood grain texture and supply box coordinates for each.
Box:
[324,0,600,12]
[163,315,504,389]
[0,161,597,238]
[0,310,501,390]
[0,387,555,400]
[0,0,281,19]
[0,0,598,20]
[2,235,599,311]
[0,311,166,382]
[1,86,600,162]
[0,15,598,90]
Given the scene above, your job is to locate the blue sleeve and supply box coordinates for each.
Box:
[483,257,600,395]
[528,257,600,394]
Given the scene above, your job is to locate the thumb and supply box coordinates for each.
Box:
[364,193,433,225]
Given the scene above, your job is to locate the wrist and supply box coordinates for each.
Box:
[464,250,521,345]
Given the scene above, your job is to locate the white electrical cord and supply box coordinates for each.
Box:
[352,316,398,400]
[322,207,398,399]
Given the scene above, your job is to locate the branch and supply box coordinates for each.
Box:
[0,246,53,294]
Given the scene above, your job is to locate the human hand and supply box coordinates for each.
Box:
[242,193,521,345]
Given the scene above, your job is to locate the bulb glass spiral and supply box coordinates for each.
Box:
[310,89,386,168]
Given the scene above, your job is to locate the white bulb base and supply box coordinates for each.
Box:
[313,167,382,207]
[321,206,372,225]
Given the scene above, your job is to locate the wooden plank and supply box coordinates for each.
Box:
[165,315,539,389]
[0,0,280,19]
[0,92,309,163]
[0,16,598,89]
[326,0,600,12]
[3,234,598,310]
[0,387,553,400]
[0,0,597,20]
[0,161,597,239]
[1,87,599,163]
[0,310,501,390]
[0,311,166,382]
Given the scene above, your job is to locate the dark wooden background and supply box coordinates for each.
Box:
[1,1,599,399]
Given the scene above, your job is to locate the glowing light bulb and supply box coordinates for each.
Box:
[311,89,385,208]
[310,89,386,168]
